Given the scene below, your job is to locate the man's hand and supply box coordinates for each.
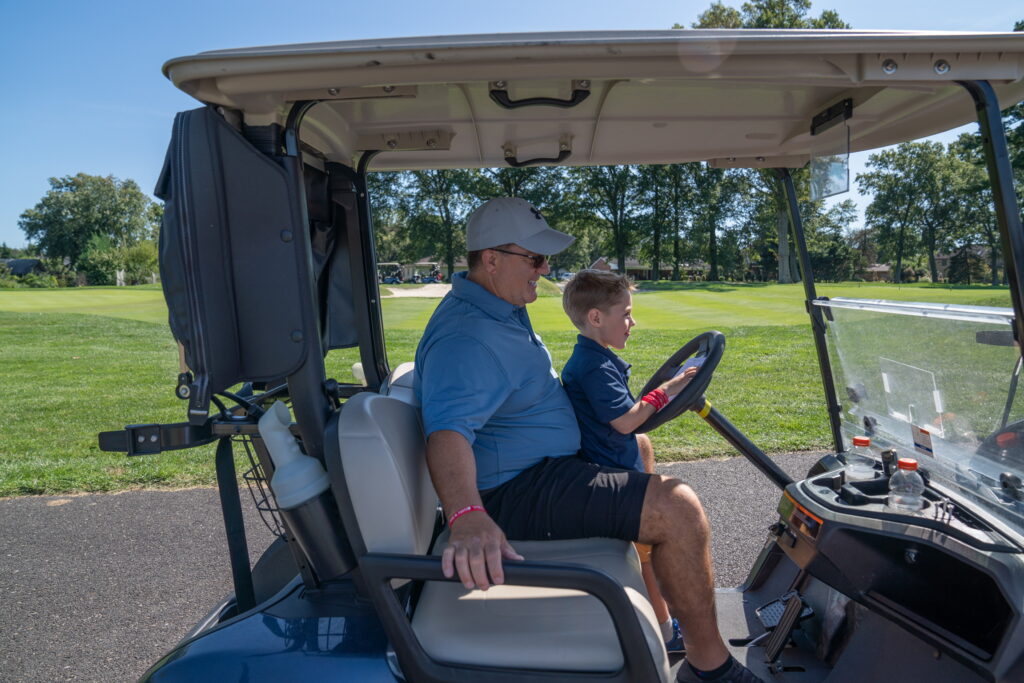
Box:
[442,511,524,590]
[662,365,698,397]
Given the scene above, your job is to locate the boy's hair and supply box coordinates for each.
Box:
[562,269,636,329]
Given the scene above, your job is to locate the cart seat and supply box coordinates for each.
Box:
[337,374,670,680]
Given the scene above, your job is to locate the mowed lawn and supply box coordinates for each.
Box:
[0,281,1011,496]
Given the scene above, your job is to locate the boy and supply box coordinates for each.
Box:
[560,269,697,654]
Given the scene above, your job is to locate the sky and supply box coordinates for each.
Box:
[0,0,1020,248]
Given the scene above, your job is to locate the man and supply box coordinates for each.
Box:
[414,197,759,683]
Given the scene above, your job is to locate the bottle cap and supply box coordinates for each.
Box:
[852,436,871,447]
[897,457,918,471]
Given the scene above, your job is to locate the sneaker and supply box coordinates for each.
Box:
[675,656,764,683]
[664,618,686,654]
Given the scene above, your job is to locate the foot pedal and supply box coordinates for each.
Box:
[761,592,809,672]
[755,590,813,630]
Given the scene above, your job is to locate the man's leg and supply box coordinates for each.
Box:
[637,474,729,671]
[635,435,672,627]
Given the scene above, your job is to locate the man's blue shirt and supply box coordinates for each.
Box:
[561,335,642,471]
[414,272,581,490]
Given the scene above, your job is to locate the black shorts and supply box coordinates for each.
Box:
[480,455,649,542]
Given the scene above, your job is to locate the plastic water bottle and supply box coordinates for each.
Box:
[259,401,349,580]
[887,458,925,513]
[845,436,876,481]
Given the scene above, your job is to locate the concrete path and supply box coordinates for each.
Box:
[0,451,822,682]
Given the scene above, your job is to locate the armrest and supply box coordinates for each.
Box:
[356,552,661,683]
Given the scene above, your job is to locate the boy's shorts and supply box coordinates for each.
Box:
[480,455,649,542]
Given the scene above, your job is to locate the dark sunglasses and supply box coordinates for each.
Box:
[488,247,548,268]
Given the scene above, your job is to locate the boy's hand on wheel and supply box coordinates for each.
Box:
[662,365,698,397]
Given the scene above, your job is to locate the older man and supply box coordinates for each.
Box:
[414,197,758,683]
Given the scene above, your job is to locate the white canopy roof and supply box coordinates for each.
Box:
[163,30,1024,170]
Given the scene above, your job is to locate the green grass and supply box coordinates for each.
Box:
[0,281,1012,495]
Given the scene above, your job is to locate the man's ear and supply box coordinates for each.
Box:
[481,249,499,273]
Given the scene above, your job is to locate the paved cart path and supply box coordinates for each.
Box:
[0,451,822,682]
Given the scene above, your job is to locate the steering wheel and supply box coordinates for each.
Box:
[634,331,725,434]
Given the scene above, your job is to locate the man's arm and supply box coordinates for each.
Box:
[426,429,523,590]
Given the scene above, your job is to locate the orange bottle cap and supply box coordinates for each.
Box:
[897,458,918,471]
[852,436,871,447]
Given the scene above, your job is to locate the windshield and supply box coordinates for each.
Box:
[820,297,1024,536]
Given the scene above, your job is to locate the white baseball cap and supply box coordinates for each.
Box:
[466,197,575,255]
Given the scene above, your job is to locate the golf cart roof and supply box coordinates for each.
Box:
[164,30,1024,170]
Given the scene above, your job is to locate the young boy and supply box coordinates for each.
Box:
[560,269,697,654]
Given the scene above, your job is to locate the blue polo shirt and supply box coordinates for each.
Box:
[561,335,642,471]
[414,272,581,490]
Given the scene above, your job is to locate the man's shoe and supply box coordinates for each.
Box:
[664,618,686,654]
[675,656,764,683]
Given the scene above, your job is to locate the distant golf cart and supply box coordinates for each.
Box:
[377,262,404,285]
[100,30,1024,682]
[408,262,443,284]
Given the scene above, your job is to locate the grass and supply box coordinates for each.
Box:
[0,281,1011,496]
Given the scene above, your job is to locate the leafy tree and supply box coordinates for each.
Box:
[636,165,671,280]
[947,246,988,285]
[687,0,850,282]
[403,169,476,276]
[569,166,639,274]
[859,142,970,283]
[18,173,159,268]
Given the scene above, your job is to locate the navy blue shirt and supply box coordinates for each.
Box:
[414,272,581,490]
[561,335,642,471]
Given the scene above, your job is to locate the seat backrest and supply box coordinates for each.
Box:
[382,361,418,406]
[337,390,436,555]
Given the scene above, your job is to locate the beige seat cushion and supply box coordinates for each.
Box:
[411,533,671,681]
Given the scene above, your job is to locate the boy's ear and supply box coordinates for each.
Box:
[587,307,603,327]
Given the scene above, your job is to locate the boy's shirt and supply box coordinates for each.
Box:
[561,334,643,471]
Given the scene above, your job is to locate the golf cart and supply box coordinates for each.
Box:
[409,262,443,284]
[99,30,1024,681]
[378,262,405,284]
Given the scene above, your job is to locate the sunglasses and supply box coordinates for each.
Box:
[489,247,548,269]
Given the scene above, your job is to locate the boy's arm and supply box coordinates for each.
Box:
[608,365,698,434]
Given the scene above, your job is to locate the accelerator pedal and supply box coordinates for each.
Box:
[759,592,811,673]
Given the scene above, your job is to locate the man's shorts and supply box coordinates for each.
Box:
[479,455,649,542]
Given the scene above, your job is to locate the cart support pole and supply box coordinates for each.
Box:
[958,81,1024,352]
[774,168,845,454]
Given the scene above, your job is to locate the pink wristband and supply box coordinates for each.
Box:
[448,504,485,527]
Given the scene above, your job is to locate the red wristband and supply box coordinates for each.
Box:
[641,388,669,411]
[448,505,484,527]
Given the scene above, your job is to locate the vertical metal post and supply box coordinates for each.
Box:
[774,168,845,453]
[958,81,1024,349]
[356,151,391,388]
[281,101,333,466]
[326,154,391,391]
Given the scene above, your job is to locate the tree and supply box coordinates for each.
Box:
[18,173,159,269]
[858,142,970,283]
[569,166,639,274]
[687,0,850,282]
[404,170,476,276]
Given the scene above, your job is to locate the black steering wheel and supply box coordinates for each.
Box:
[634,331,725,434]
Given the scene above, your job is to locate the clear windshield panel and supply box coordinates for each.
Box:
[818,298,1024,535]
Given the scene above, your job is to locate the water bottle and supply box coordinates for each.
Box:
[259,401,350,581]
[887,458,925,513]
[845,436,876,481]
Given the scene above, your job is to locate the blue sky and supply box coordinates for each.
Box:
[0,1,1019,248]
